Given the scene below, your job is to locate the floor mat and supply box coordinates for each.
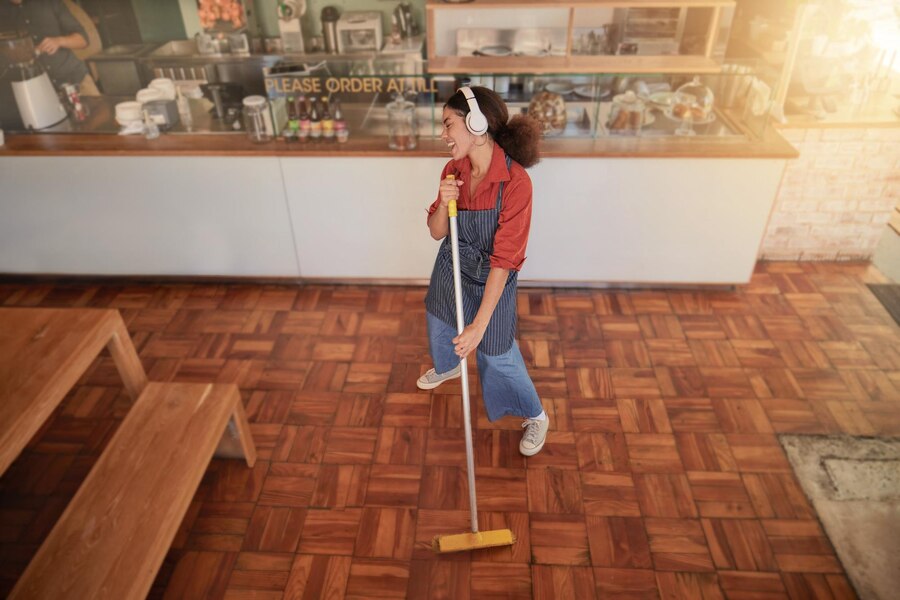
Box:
[780,435,900,600]
[867,283,900,326]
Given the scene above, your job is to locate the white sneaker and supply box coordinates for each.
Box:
[519,416,550,456]
[416,365,462,390]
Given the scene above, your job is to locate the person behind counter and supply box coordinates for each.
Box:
[0,0,98,95]
[420,86,549,457]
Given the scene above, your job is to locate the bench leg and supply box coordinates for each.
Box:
[106,318,148,399]
[215,399,257,468]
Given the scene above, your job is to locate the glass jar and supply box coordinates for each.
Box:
[674,76,715,121]
[671,77,716,136]
[386,96,417,150]
[242,95,273,143]
[607,91,644,136]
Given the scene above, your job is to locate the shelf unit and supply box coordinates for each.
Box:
[425,0,736,74]
[426,54,723,74]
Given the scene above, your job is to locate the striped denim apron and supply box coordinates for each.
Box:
[425,155,518,356]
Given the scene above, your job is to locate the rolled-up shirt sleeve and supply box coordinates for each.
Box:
[53,0,87,40]
[490,174,532,271]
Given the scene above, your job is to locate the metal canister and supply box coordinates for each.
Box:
[321,6,340,55]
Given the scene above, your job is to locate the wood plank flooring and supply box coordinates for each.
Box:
[1,262,898,599]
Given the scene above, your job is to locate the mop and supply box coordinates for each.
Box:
[432,175,516,553]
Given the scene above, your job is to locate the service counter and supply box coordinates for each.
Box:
[0,125,796,286]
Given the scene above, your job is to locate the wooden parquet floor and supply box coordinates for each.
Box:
[1,262,898,599]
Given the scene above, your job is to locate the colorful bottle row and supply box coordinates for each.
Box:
[284,95,349,143]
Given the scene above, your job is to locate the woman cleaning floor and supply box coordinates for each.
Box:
[418,85,549,457]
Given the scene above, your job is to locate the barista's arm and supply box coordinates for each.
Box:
[37,0,88,55]
[36,32,87,55]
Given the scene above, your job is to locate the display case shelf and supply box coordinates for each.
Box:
[427,54,723,74]
[426,0,734,9]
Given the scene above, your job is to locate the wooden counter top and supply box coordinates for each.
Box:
[0,129,798,159]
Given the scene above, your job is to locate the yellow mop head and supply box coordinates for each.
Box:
[432,529,516,553]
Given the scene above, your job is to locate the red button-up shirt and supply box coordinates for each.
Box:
[427,143,533,271]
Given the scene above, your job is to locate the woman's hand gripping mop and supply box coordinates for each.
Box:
[432,175,516,553]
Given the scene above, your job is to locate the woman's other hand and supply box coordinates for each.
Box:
[453,323,485,359]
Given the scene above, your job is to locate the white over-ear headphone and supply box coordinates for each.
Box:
[459,86,488,136]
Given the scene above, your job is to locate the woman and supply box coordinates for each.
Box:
[418,86,548,456]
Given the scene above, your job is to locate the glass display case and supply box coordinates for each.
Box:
[262,57,777,144]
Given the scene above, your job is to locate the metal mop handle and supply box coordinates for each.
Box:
[446,178,480,535]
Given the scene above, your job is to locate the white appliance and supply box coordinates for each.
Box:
[12,72,67,130]
[2,34,68,129]
[277,0,306,53]
[336,11,383,53]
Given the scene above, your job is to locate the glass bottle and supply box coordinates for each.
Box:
[286,95,298,134]
[333,99,348,143]
[309,98,322,141]
[321,96,335,141]
[298,95,310,141]
[142,110,160,140]
[63,83,88,121]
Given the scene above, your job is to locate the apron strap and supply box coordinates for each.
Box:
[495,154,513,211]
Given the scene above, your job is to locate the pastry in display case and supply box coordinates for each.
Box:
[668,75,716,135]
[606,91,645,135]
[527,91,567,135]
[672,77,715,122]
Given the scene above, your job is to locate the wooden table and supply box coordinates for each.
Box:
[0,307,148,475]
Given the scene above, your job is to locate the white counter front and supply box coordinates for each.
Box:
[0,155,786,285]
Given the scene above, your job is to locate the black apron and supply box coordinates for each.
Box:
[425,155,518,356]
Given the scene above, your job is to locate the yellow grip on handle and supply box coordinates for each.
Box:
[445,174,457,217]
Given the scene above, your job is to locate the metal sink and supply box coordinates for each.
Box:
[90,43,159,61]
[148,40,199,58]
[97,43,154,57]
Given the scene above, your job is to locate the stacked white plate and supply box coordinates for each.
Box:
[136,87,165,104]
[148,78,177,101]
[115,101,143,127]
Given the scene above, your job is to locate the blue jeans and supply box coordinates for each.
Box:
[426,311,543,422]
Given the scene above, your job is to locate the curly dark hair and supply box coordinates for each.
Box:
[445,86,542,168]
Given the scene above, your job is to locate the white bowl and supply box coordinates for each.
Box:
[115,116,143,127]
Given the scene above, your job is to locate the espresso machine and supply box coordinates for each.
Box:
[0,32,67,130]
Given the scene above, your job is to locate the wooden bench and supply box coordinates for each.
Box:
[0,307,147,475]
[9,382,256,600]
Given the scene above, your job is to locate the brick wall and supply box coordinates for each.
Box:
[759,127,900,261]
